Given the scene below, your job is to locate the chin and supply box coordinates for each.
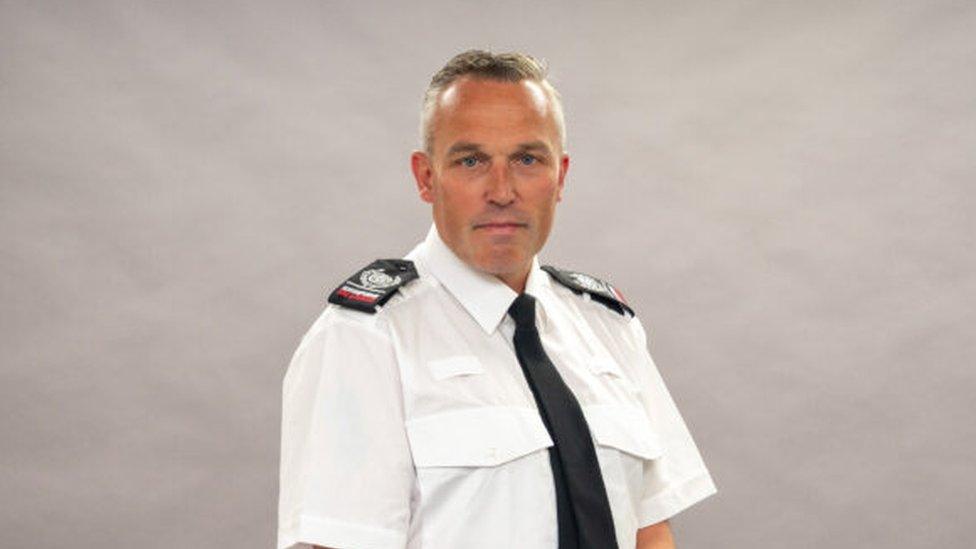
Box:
[473,251,528,276]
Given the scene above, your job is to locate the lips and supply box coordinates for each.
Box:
[473,221,527,235]
[474,221,527,229]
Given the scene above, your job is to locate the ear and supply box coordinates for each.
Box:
[411,150,435,204]
[556,152,570,202]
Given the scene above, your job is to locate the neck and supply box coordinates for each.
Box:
[495,264,531,294]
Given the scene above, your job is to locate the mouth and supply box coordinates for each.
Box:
[473,222,528,235]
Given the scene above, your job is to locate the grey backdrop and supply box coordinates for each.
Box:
[2,1,973,548]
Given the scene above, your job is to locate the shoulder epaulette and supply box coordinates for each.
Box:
[327,259,419,314]
[541,265,634,317]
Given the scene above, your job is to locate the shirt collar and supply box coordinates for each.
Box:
[418,223,552,334]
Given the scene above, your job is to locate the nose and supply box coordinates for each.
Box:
[485,162,516,207]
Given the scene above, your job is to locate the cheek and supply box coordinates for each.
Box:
[530,187,561,232]
[446,184,481,210]
[435,183,478,229]
[528,183,561,210]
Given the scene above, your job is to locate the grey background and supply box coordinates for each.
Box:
[2,1,973,548]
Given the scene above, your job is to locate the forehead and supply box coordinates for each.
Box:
[432,77,557,152]
[439,77,551,114]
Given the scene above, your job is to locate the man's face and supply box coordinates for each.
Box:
[411,77,569,282]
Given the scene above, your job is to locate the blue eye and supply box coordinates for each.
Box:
[460,156,479,168]
[517,154,537,166]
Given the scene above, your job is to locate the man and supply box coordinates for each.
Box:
[278,50,716,549]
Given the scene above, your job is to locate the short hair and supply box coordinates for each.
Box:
[419,49,566,155]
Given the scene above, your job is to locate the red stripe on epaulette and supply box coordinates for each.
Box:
[336,286,380,303]
[611,286,628,305]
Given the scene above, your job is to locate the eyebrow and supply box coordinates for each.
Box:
[513,141,551,154]
[445,141,483,157]
[444,140,553,157]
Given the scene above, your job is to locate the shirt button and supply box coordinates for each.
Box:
[488,446,497,459]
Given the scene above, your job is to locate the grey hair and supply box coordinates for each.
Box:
[419,49,566,155]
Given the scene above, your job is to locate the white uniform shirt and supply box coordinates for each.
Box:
[278,224,717,549]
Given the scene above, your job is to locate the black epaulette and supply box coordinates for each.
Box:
[541,265,635,317]
[327,259,419,314]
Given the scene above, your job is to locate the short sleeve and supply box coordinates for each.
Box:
[627,316,717,527]
[277,312,415,549]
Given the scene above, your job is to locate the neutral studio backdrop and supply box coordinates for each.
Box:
[2,1,973,548]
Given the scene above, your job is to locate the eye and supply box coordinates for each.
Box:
[516,154,538,166]
[459,156,480,168]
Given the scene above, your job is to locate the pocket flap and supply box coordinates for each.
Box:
[583,404,663,460]
[406,407,553,467]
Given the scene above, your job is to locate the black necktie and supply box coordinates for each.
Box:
[508,293,619,549]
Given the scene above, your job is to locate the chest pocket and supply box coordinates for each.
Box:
[404,406,557,547]
[582,402,663,535]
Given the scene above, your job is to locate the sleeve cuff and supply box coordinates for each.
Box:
[637,471,717,527]
[278,514,407,549]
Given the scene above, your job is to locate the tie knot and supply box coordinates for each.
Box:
[507,293,537,329]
